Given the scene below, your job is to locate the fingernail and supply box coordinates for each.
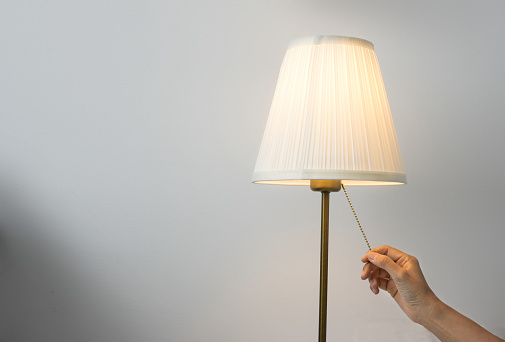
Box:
[368,252,377,261]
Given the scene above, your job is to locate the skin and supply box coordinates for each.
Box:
[361,246,504,342]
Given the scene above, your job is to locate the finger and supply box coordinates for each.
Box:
[368,274,379,295]
[378,277,399,298]
[377,277,388,291]
[369,268,384,294]
[370,266,391,279]
[370,272,396,296]
[366,251,404,280]
[368,278,379,294]
[361,262,378,280]
[377,268,390,279]
[361,245,405,263]
[361,262,390,280]
[361,253,371,263]
[370,276,387,295]
[369,245,407,263]
[369,279,379,295]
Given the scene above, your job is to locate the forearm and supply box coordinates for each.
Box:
[420,300,504,342]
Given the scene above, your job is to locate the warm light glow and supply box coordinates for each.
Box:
[253,36,406,186]
[254,180,405,186]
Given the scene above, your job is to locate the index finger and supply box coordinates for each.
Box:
[360,245,407,263]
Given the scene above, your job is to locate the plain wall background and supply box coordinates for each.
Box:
[1,1,504,341]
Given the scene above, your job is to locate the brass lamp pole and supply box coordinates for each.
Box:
[310,180,342,342]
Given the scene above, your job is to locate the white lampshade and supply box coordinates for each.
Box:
[253,36,406,186]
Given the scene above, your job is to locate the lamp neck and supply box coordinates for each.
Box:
[310,180,342,192]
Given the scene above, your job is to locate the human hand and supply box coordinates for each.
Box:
[361,245,440,324]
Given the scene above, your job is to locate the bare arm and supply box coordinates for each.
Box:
[361,246,504,342]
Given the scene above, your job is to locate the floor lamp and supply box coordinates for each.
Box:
[252,36,407,342]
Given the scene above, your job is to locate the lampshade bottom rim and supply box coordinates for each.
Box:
[251,170,407,186]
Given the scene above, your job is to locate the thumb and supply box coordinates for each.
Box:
[367,252,403,279]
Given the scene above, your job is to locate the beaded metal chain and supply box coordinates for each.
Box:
[341,184,371,251]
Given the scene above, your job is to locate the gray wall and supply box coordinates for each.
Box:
[1,1,504,341]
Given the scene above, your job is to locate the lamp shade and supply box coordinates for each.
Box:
[253,36,406,186]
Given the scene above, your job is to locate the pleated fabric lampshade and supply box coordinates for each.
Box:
[253,36,406,186]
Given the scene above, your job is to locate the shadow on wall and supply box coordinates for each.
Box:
[0,177,139,342]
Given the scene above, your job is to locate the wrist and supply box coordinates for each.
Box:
[416,293,446,327]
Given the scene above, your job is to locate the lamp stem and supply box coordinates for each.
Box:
[318,191,330,342]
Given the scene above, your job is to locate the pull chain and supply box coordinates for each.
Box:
[341,184,371,251]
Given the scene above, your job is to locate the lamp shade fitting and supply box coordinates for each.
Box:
[252,36,406,186]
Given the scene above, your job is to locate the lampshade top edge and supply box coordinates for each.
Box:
[288,35,374,50]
